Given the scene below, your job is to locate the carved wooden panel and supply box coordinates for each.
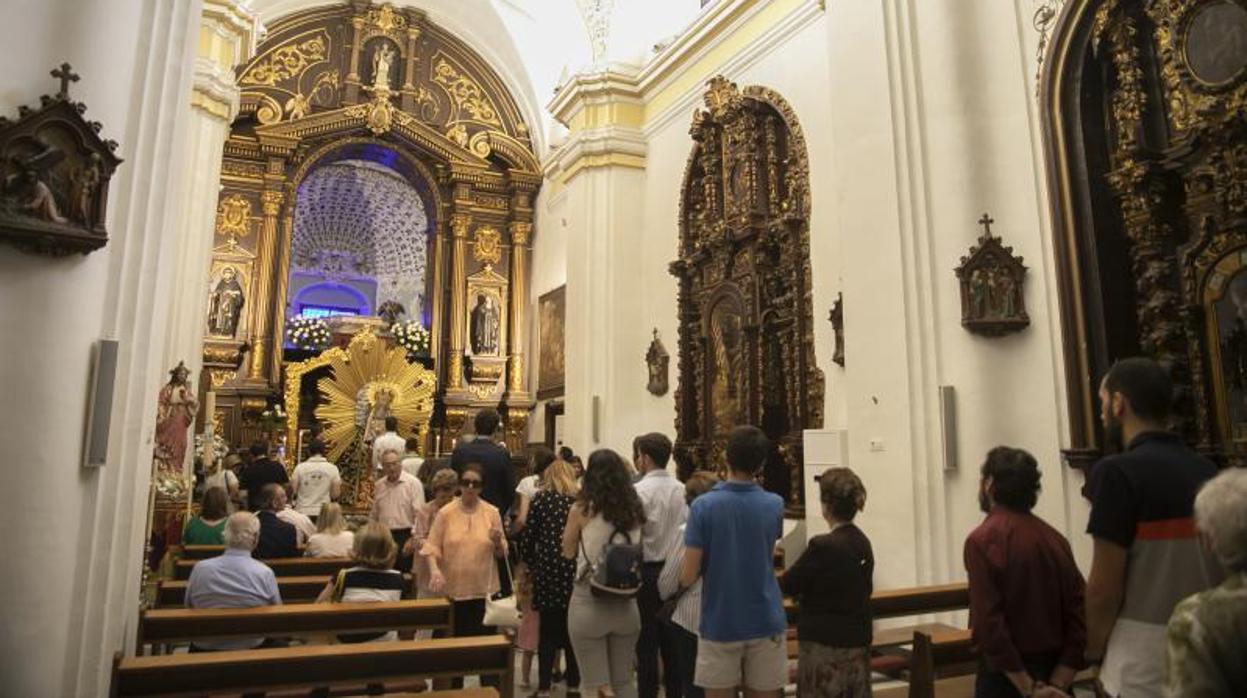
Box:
[1044,0,1247,467]
[671,77,824,514]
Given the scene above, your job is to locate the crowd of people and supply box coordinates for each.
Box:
[180,358,1246,698]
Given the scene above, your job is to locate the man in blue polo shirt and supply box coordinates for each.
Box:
[680,425,787,698]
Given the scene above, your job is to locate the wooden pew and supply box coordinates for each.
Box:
[180,544,307,560]
[782,581,969,625]
[155,576,329,607]
[174,556,352,580]
[905,628,976,698]
[137,599,453,655]
[111,636,514,698]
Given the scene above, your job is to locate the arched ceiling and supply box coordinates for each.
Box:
[248,0,703,155]
[291,159,429,292]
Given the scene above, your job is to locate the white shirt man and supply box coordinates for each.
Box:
[373,420,406,472]
[371,450,425,530]
[291,444,340,517]
[401,439,424,480]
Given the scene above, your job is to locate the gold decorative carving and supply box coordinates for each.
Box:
[208,369,236,388]
[467,382,497,400]
[221,160,264,180]
[214,194,252,248]
[260,190,283,216]
[671,76,823,516]
[510,221,532,246]
[432,56,502,126]
[473,225,502,268]
[475,192,509,210]
[366,4,407,33]
[241,33,328,87]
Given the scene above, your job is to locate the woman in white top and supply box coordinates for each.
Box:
[657,471,720,698]
[204,454,241,512]
[305,502,354,558]
[562,449,646,698]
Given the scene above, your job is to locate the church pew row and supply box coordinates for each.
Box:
[156,576,330,607]
[180,544,305,560]
[174,556,353,580]
[137,599,454,655]
[110,636,514,698]
[906,628,976,698]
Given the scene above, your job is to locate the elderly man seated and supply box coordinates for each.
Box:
[256,483,300,559]
[185,511,283,651]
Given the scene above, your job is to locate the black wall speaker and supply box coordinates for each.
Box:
[83,339,119,468]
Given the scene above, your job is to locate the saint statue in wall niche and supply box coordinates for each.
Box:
[470,293,500,355]
[153,362,197,476]
[370,42,398,91]
[207,267,245,337]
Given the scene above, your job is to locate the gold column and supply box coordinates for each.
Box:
[346,16,364,84]
[249,187,285,380]
[269,208,294,381]
[447,212,471,389]
[508,221,532,395]
[402,26,421,91]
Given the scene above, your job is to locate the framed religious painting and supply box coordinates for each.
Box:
[538,285,565,399]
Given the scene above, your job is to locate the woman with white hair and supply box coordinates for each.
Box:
[1165,467,1246,697]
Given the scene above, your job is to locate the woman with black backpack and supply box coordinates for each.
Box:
[561,449,646,698]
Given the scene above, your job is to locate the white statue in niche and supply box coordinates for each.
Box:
[371,42,397,91]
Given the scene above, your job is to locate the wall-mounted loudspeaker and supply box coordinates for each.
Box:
[939,384,957,470]
[83,339,119,468]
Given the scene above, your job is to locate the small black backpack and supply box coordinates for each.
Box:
[581,527,643,600]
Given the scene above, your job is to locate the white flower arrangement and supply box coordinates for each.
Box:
[194,432,228,467]
[259,403,287,428]
[287,316,331,350]
[392,321,431,356]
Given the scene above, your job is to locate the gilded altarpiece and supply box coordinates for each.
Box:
[1044,0,1247,466]
[670,78,824,515]
[202,1,541,456]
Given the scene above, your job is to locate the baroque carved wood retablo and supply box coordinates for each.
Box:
[671,76,824,515]
[955,214,1029,337]
[1043,0,1247,468]
[0,64,122,256]
[202,1,540,454]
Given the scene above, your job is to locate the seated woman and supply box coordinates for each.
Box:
[183,487,230,545]
[305,502,354,558]
[319,522,405,643]
[779,468,874,698]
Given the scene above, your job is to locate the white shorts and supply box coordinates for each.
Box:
[694,634,788,691]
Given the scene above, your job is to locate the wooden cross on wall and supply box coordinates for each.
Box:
[52,63,79,100]
[978,212,995,236]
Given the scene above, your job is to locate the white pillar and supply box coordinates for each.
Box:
[163,0,259,426]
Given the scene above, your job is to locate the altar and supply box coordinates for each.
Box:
[284,323,436,507]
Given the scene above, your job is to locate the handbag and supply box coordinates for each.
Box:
[483,552,522,628]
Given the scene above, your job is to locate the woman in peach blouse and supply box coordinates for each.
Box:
[422,462,509,689]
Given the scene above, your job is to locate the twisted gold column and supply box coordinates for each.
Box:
[447,212,471,389]
[508,221,532,395]
[249,188,284,380]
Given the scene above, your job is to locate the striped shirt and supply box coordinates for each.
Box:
[336,567,405,643]
[634,468,688,562]
[657,523,701,635]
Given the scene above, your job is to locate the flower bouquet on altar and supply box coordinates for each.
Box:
[287,316,331,351]
[258,404,287,431]
[392,321,431,358]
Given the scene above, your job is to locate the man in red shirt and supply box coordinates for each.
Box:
[964,447,1086,698]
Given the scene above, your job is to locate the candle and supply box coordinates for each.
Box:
[204,391,216,429]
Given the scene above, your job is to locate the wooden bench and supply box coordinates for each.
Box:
[906,628,976,698]
[174,556,352,580]
[110,636,514,698]
[137,599,454,655]
[180,544,306,560]
[155,575,329,607]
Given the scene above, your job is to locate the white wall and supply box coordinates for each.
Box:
[0,0,200,694]
[531,0,1092,592]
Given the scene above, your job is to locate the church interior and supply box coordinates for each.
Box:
[2,0,1246,696]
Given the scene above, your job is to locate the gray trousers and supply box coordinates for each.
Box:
[568,585,641,698]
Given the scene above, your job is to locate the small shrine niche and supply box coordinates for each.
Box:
[0,64,122,256]
[955,213,1029,337]
[646,329,670,396]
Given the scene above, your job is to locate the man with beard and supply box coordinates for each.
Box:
[964,447,1085,698]
[1085,358,1222,698]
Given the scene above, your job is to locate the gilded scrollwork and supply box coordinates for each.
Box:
[240,32,329,87]
[671,76,823,515]
[214,194,252,248]
[432,55,502,127]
